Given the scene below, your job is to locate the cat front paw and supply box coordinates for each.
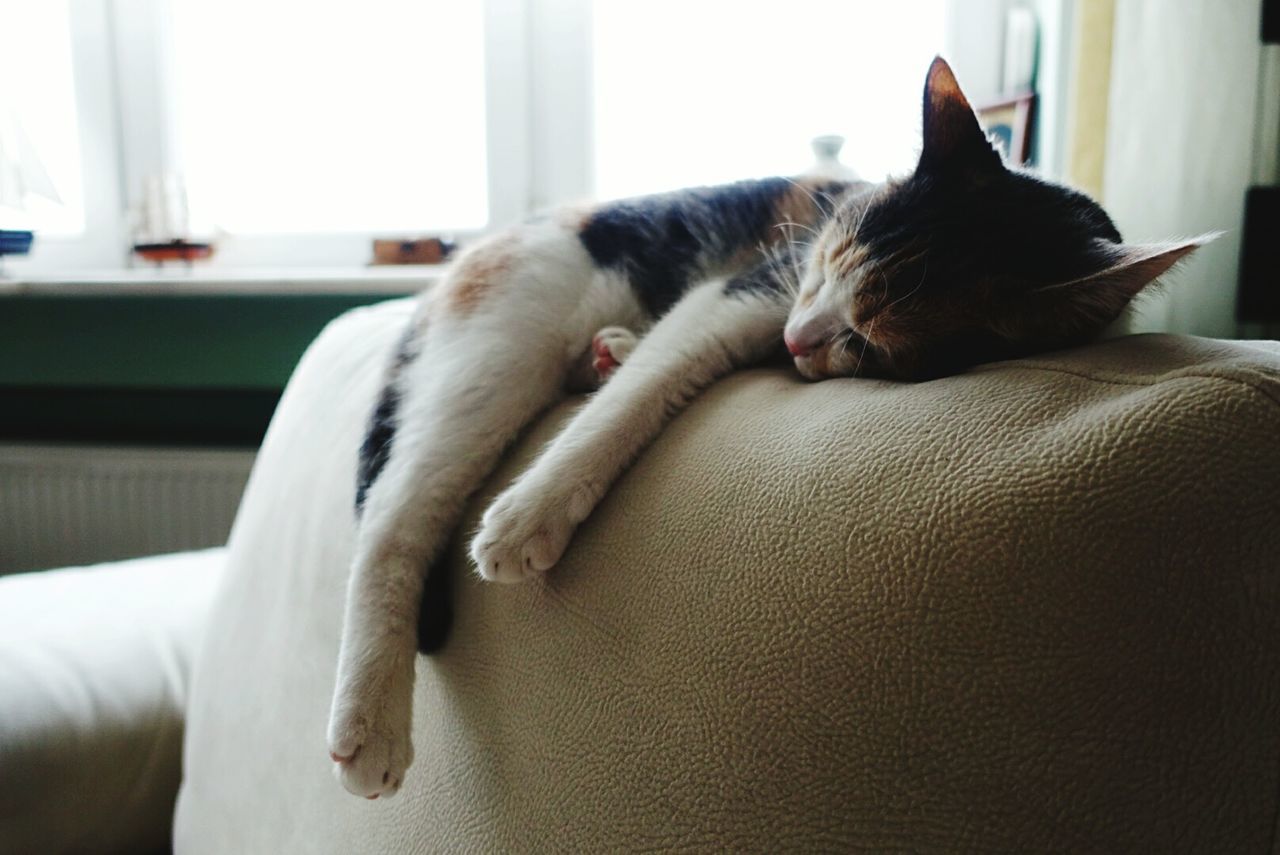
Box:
[327,665,414,799]
[470,481,589,582]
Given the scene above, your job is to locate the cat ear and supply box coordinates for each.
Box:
[918,56,1003,176]
[1027,235,1217,331]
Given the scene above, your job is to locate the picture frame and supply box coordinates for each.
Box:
[975,92,1037,166]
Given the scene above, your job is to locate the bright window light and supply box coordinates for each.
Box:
[171,0,488,235]
[0,0,85,234]
[592,0,946,199]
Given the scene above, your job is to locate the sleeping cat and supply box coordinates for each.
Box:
[327,57,1207,798]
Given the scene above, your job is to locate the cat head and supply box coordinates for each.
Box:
[783,56,1211,381]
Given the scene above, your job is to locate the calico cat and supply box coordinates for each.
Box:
[327,57,1207,798]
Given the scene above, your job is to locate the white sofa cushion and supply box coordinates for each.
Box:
[0,548,225,854]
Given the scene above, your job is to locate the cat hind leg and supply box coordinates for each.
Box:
[329,229,638,796]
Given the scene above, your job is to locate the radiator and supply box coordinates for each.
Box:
[0,444,255,575]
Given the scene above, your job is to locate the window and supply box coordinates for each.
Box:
[170,0,488,235]
[591,0,946,198]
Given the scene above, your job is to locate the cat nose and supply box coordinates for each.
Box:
[784,316,833,357]
[785,334,815,358]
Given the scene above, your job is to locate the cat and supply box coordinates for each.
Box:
[327,56,1208,799]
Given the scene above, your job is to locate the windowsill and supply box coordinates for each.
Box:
[0,265,445,297]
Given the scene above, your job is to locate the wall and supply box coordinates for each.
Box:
[1102,0,1265,336]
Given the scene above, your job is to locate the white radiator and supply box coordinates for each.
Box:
[0,444,255,575]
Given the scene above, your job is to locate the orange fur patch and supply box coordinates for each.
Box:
[749,179,861,278]
[771,182,824,234]
[723,242,768,275]
[442,231,520,314]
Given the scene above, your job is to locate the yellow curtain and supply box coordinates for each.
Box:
[1065,0,1116,200]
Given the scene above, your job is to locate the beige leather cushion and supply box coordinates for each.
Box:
[175,299,1280,853]
[0,549,225,855]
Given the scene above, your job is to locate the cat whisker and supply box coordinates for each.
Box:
[781,177,823,213]
[784,248,806,299]
[759,241,806,299]
[851,194,875,240]
[884,245,930,272]
[772,220,820,238]
[836,329,855,362]
[881,258,929,314]
[761,259,796,299]
[853,318,877,376]
[785,177,848,220]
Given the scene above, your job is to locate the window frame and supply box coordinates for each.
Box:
[18,0,594,273]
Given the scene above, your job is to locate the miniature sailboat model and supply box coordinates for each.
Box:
[0,108,61,210]
[132,174,213,265]
[0,108,61,262]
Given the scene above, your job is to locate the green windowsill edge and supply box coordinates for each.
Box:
[0,290,410,447]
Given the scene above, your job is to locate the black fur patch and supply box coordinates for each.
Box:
[354,326,418,514]
[352,323,456,655]
[417,552,454,654]
[580,178,844,316]
[354,385,399,513]
[856,167,1123,291]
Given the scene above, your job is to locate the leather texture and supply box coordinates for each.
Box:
[175,299,1280,853]
[0,549,225,855]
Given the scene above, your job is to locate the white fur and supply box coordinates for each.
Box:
[328,221,645,797]
[325,222,791,797]
[471,280,787,582]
